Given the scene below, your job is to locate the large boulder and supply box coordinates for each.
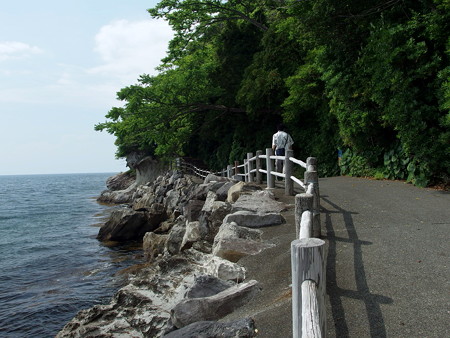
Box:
[106,171,135,191]
[215,181,236,201]
[227,182,262,203]
[166,217,187,255]
[212,222,274,262]
[163,318,257,338]
[97,184,137,204]
[181,221,208,250]
[232,190,286,214]
[214,221,262,242]
[203,255,246,282]
[170,280,261,328]
[223,210,285,228]
[184,275,234,299]
[97,204,166,242]
[212,237,275,263]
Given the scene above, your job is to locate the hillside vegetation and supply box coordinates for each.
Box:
[96,0,449,187]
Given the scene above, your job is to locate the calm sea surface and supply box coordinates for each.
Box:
[0,173,141,337]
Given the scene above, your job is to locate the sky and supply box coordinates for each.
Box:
[0,0,173,175]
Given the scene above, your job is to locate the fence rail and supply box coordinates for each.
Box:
[176,149,326,338]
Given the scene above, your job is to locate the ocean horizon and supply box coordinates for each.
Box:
[0,172,140,337]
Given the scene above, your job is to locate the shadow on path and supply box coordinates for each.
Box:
[321,195,393,338]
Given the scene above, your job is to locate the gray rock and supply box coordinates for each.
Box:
[106,171,135,191]
[183,200,205,222]
[206,256,246,282]
[212,237,275,262]
[202,201,232,243]
[223,210,285,228]
[163,318,257,338]
[171,280,260,328]
[57,285,171,338]
[165,189,181,213]
[201,191,218,213]
[143,232,168,261]
[232,190,286,214]
[166,217,187,255]
[181,221,208,250]
[185,275,234,298]
[154,219,176,234]
[134,156,167,186]
[227,182,262,203]
[183,250,246,282]
[212,222,273,262]
[207,180,227,193]
[214,222,262,243]
[215,181,236,201]
[97,183,137,204]
[191,240,213,254]
[204,173,229,184]
[133,191,156,211]
[97,204,166,242]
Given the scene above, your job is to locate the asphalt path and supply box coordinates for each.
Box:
[221,176,449,338]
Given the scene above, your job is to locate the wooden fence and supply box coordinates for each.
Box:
[176,149,327,338]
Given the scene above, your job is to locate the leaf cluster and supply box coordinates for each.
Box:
[96,0,449,187]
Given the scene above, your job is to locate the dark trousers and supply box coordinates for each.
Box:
[275,148,285,173]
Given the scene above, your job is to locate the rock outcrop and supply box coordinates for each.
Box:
[105,171,135,191]
[58,170,288,338]
[97,152,167,204]
[170,279,261,328]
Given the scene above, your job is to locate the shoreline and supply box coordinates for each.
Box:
[57,171,289,337]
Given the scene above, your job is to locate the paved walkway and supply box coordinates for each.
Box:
[221,176,449,337]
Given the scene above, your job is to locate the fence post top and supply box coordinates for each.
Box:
[306,157,317,165]
[291,237,325,247]
[296,192,314,198]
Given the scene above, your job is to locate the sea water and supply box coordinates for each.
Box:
[0,173,141,337]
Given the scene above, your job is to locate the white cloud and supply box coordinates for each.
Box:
[88,19,173,82]
[0,41,43,61]
[0,19,173,110]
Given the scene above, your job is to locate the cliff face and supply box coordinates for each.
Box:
[98,153,166,204]
[58,171,288,337]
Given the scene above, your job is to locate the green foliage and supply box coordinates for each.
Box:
[95,0,449,187]
[339,149,375,177]
[406,159,431,188]
[383,144,410,180]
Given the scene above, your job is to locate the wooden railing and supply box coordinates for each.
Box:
[176,150,326,338]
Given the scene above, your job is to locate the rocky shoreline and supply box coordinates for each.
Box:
[57,169,289,337]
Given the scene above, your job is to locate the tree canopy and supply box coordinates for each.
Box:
[96,0,449,187]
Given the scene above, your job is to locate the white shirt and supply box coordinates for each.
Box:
[272,131,294,150]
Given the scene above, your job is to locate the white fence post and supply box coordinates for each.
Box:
[227,165,233,179]
[244,159,248,182]
[291,238,327,338]
[266,148,275,189]
[256,150,263,184]
[295,193,313,239]
[285,149,294,196]
[247,152,254,183]
[305,157,321,237]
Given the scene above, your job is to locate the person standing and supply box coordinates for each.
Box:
[272,124,294,174]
